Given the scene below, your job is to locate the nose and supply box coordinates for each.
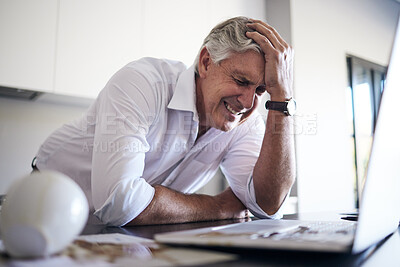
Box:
[237,87,255,111]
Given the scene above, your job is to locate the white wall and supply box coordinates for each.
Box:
[0,95,92,194]
[291,0,399,212]
[141,0,267,67]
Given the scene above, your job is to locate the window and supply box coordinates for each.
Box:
[346,56,387,208]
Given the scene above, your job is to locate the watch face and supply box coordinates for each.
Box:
[287,99,297,116]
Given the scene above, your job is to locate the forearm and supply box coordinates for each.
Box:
[127,185,247,225]
[253,110,296,215]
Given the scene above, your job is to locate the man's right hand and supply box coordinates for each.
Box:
[215,187,249,219]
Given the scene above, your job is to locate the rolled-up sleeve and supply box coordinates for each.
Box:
[91,66,158,226]
[220,113,290,219]
[94,177,155,226]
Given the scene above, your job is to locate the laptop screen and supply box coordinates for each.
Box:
[352,16,400,253]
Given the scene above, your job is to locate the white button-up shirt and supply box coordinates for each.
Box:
[36,57,287,226]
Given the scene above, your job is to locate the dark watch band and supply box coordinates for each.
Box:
[265,101,288,111]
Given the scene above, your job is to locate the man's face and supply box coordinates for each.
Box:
[196,49,266,132]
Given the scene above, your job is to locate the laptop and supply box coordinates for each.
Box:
[155,16,400,254]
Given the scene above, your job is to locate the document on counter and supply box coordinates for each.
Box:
[0,233,236,266]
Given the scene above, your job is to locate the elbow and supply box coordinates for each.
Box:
[257,177,295,216]
[260,201,284,216]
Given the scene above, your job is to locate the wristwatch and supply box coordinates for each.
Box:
[265,98,297,116]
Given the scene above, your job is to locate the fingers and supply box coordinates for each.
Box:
[246,30,278,54]
[246,20,289,52]
[251,19,289,47]
[245,19,294,99]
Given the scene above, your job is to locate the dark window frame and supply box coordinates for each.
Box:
[346,55,387,208]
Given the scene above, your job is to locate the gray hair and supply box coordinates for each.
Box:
[194,16,262,75]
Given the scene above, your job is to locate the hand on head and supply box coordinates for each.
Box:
[246,19,294,101]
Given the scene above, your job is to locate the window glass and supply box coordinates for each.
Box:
[346,56,387,207]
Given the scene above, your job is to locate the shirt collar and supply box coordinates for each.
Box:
[167,65,199,122]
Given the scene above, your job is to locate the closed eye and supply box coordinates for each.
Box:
[234,78,249,87]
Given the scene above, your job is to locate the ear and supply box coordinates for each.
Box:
[198,47,212,78]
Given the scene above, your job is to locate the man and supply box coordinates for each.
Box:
[34,17,296,226]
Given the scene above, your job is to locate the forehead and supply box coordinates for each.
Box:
[220,50,265,84]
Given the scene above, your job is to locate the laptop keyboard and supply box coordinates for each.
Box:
[250,221,357,244]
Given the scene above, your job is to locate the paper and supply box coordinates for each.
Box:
[0,233,236,266]
[76,233,155,244]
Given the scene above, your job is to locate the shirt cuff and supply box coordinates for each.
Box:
[94,177,155,226]
[245,175,291,219]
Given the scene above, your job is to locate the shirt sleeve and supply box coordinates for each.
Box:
[91,65,158,226]
[219,113,290,219]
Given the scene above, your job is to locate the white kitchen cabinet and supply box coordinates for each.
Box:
[0,0,57,92]
[141,0,267,68]
[0,0,267,99]
[54,0,144,99]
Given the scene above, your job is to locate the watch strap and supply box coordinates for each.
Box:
[265,100,288,112]
[265,98,296,116]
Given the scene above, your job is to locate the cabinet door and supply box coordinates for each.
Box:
[55,0,143,99]
[141,0,267,67]
[0,0,57,92]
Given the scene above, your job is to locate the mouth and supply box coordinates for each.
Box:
[224,101,243,116]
